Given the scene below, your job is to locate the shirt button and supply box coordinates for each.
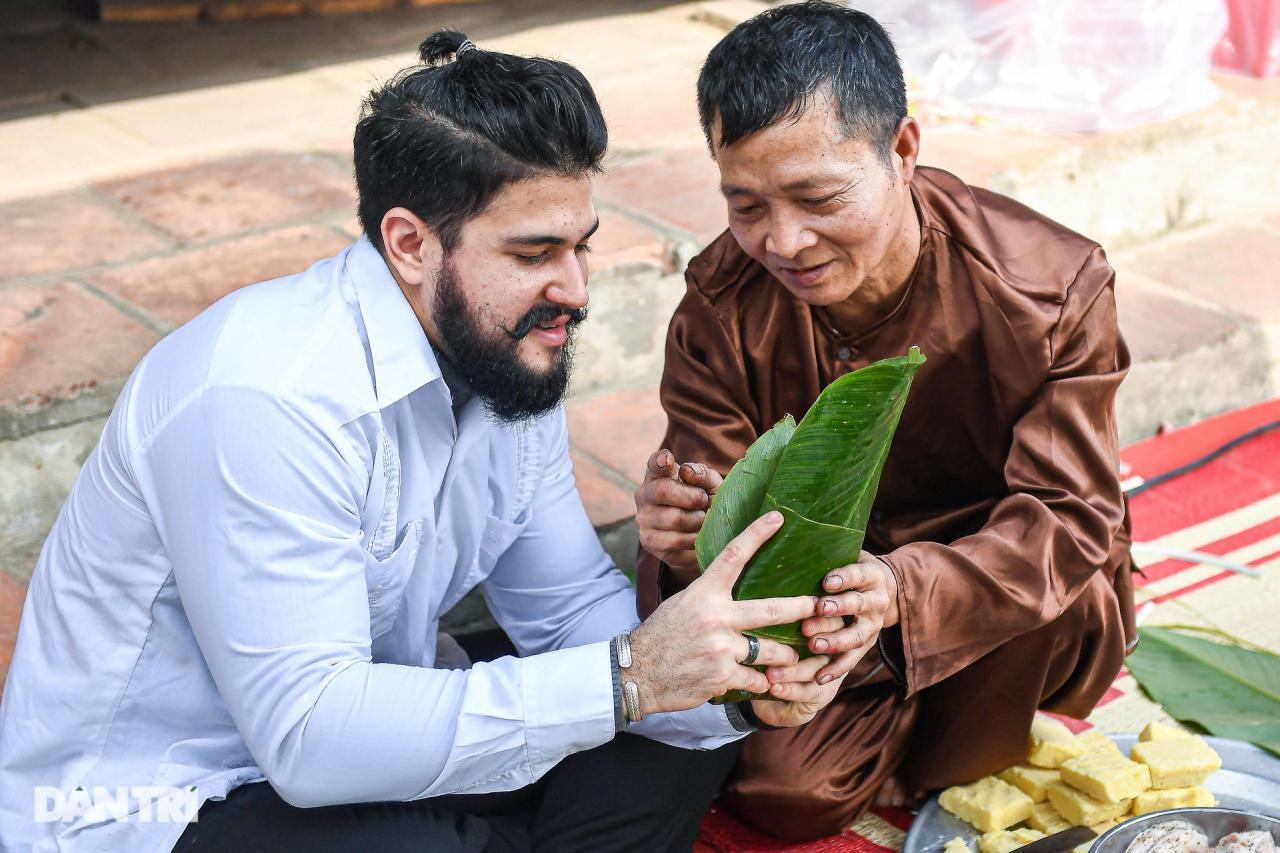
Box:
[836,347,853,360]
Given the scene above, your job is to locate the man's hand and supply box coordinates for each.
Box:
[801,551,900,684]
[627,511,820,716]
[748,655,847,728]
[635,450,722,578]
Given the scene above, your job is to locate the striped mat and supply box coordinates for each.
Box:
[696,398,1280,852]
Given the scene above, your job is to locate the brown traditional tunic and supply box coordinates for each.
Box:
[636,167,1137,840]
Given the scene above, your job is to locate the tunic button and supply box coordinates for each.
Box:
[836,347,852,360]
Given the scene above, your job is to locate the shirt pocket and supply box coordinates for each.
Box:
[366,519,422,640]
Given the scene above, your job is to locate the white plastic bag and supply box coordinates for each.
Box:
[856,0,1229,133]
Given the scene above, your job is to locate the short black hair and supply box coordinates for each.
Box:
[354,31,607,253]
[696,1,907,164]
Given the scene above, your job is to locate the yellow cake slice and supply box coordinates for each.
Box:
[1139,721,1194,742]
[1090,816,1126,834]
[944,838,975,853]
[1046,781,1132,825]
[939,777,1035,832]
[1076,730,1122,755]
[978,828,1046,853]
[1027,800,1072,834]
[1028,716,1087,768]
[1060,750,1152,801]
[1131,785,1216,814]
[1130,735,1222,789]
[999,765,1061,802]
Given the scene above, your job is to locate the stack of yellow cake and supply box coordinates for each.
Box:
[938,719,1221,853]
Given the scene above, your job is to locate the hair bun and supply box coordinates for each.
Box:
[419,31,470,66]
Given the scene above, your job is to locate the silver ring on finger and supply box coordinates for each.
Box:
[740,633,760,666]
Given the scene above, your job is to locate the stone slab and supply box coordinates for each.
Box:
[0,193,172,282]
[85,224,350,328]
[1114,270,1241,363]
[0,282,158,425]
[596,148,726,245]
[571,449,636,528]
[566,385,665,487]
[0,572,26,698]
[96,151,356,244]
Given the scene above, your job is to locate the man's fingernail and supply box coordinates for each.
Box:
[765,511,783,524]
[814,638,829,652]
[822,599,837,615]
[819,675,833,685]
[824,575,840,590]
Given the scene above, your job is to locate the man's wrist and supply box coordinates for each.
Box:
[736,700,782,731]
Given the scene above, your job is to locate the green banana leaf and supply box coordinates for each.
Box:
[1125,626,1280,758]
[696,347,925,651]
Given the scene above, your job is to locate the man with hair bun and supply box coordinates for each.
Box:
[0,32,849,852]
[634,1,1136,838]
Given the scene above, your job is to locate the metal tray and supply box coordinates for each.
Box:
[901,734,1280,853]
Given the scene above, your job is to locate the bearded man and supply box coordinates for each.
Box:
[0,32,848,853]
[634,2,1137,839]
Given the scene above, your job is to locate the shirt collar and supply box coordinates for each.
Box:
[346,235,443,409]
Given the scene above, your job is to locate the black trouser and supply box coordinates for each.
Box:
[174,724,742,853]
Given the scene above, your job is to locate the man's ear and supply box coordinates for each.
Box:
[891,116,921,185]
[381,208,442,287]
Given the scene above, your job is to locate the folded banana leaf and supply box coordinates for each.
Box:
[1126,625,1280,757]
[696,347,925,653]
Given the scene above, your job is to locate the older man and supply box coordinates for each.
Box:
[634,1,1136,839]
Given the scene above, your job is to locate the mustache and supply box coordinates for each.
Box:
[501,302,589,340]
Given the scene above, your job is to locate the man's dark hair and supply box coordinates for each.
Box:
[354,31,607,253]
[696,1,907,165]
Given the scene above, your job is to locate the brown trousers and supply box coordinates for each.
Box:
[720,571,1127,841]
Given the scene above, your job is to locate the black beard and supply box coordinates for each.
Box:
[430,259,585,423]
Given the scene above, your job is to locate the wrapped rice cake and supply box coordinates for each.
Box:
[1130,736,1222,789]
[1060,750,1151,801]
[939,776,1034,832]
[1028,716,1086,768]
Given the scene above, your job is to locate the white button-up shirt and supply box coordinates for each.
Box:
[0,237,742,853]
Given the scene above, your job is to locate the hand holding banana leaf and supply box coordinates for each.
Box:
[690,348,925,687]
[627,511,844,725]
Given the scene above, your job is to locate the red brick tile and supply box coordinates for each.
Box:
[0,282,160,408]
[571,450,636,527]
[1124,228,1280,324]
[597,149,728,245]
[567,386,666,487]
[96,152,356,244]
[590,212,672,274]
[85,225,349,327]
[1114,270,1240,362]
[0,194,171,281]
[0,573,26,698]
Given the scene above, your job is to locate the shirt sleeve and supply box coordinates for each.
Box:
[635,286,762,616]
[143,386,615,807]
[483,409,744,751]
[880,248,1130,696]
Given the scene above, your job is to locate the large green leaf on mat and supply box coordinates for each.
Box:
[1126,626,1280,758]
[695,347,924,649]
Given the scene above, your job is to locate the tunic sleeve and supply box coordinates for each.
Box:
[880,247,1130,696]
[635,283,760,617]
